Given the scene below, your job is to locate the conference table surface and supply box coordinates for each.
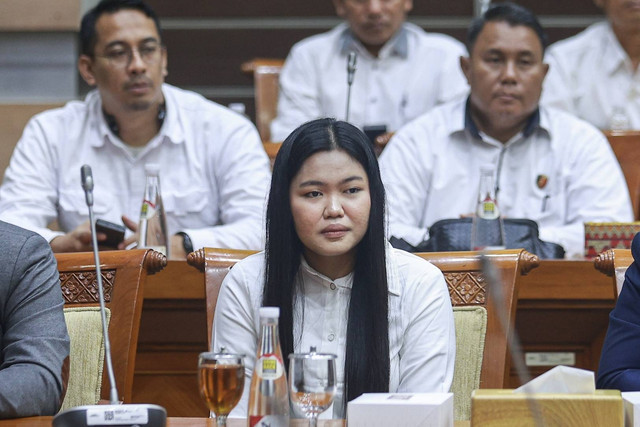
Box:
[0,417,470,426]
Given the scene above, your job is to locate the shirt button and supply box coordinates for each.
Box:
[328,333,335,341]
[330,283,336,290]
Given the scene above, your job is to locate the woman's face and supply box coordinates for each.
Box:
[289,149,371,277]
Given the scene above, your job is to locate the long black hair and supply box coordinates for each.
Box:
[262,118,390,404]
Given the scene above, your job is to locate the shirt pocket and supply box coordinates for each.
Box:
[524,172,557,221]
[163,189,210,217]
[59,189,114,216]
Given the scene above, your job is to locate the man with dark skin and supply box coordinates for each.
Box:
[379,2,632,258]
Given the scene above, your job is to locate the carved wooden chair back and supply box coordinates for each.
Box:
[415,249,539,389]
[188,248,537,389]
[241,58,284,143]
[55,249,166,403]
[604,131,640,220]
[594,248,634,298]
[187,248,254,348]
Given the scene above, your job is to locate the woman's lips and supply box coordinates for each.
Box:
[322,224,349,238]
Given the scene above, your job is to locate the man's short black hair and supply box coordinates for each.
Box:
[80,0,162,57]
[466,2,548,55]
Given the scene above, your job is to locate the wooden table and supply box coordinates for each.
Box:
[134,259,615,416]
[0,416,469,426]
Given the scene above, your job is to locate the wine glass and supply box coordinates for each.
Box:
[198,349,245,427]
[288,347,337,427]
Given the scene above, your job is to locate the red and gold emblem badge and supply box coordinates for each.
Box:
[536,174,548,189]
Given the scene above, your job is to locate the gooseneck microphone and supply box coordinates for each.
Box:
[345,51,358,122]
[480,253,543,427]
[53,165,166,427]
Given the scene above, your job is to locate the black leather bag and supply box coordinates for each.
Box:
[390,218,565,259]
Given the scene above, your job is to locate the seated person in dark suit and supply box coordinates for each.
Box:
[598,232,640,390]
[0,220,70,418]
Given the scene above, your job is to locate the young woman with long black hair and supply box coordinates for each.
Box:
[213,118,455,418]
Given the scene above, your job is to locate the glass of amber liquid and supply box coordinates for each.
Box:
[288,347,337,427]
[198,350,245,427]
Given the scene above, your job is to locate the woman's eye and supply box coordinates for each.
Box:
[305,191,322,198]
[346,187,361,194]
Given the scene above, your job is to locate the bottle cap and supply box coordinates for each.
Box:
[144,163,160,176]
[259,307,280,319]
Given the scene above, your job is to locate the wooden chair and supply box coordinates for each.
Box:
[594,248,634,297]
[416,249,538,419]
[241,58,284,143]
[56,249,166,407]
[604,131,640,220]
[188,247,537,419]
[262,141,282,168]
[187,248,254,348]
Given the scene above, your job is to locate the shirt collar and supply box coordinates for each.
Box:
[339,24,408,59]
[92,83,185,148]
[462,96,542,140]
[299,256,354,289]
[602,22,631,75]
[298,243,401,297]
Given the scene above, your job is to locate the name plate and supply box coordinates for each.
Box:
[525,352,576,366]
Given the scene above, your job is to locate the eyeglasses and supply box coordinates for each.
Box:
[95,44,163,68]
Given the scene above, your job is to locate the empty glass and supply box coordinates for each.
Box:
[288,347,337,427]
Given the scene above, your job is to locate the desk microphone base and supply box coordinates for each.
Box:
[53,404,167,427]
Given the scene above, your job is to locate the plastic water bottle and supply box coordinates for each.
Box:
[471,166,505,251]
[247,307,289,427]
[137,163,170,257]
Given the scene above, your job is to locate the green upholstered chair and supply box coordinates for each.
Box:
[417,250,538,421]
[60,307,110,410]
[55,249,166,407]
[451,306,487,420]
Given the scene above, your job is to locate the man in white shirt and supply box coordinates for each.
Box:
[542,0,640,129]
[269,0,468,142]
[379,2,633,258]
[0,0,271,258]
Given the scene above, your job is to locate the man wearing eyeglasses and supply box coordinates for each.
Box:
[0,0,271,258]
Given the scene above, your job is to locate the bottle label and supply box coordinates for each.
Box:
[139,200,156,219]
[249,415,288,427]
[254,353,283,380]
[478,200,500,220]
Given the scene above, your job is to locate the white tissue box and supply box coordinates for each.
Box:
[622,392,640,427]
[347,393,453,427]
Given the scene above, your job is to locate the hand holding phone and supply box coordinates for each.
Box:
[96,219,126,249]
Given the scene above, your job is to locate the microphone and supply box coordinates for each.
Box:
[53,165,166,427]
[345,51,357,122]
[81,165,94,207]
[480,253,543,427]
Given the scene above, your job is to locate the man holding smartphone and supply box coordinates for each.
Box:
[0,0,271,258]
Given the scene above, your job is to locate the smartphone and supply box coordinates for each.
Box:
[363,124,388,146]
[95,219,126,249]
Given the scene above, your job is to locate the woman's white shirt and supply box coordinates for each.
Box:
[212,247,455,418]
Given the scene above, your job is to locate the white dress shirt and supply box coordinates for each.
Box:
[0,84,271,251]
[270,23,469,142]
[542,21,640,130]
[212,247,455,418]
[379,98,633,258]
